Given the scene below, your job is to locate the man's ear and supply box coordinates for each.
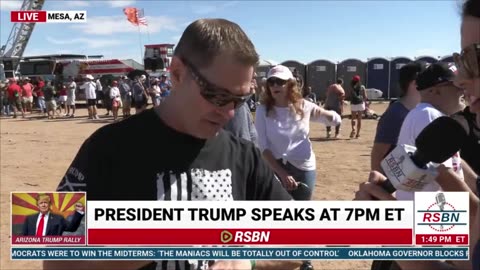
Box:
[169,56,185,87]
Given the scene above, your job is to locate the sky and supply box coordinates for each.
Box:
[0,0,464,65]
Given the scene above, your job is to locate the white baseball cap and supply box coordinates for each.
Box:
[267,65,294,80]
[85,74,94,80]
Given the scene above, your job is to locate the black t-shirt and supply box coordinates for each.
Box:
[57,108,291,270]
[58,108,291,201]
[452,107,480,175]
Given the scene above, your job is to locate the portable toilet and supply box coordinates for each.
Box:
[306,59,336,100]
[281,60,307,90]
[366,57,390,99]
[389,57,413,99]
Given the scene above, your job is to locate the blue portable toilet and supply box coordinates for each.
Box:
[439,55,455,65]
[281,60,307,90]
[306,59,336,100]
[336,59,366,100]
[366,57,390,99]
[415,55,438,65]
[389,57,413,99]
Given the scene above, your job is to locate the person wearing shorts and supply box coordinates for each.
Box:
[81,74,98,119]
[6,78,24,118]
[349,75,367,138]
[324,79,346,138]
[109,80,121,121]
[66,76,76,118]
[21,78,34,114]
[43,81,57,119]
[119,76,132,118]
[57,84,68,116]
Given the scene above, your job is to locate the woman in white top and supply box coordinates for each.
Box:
[255,65,341,200]
[109,81,121,121]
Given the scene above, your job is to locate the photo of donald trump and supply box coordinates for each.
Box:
[21,193,85,236]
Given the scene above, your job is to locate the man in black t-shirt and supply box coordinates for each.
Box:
[47,19,302,270]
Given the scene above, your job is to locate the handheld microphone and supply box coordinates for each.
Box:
[379,116,467,193]
[435,192,446,210]
[435,192,446,229]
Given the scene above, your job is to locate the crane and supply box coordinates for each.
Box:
[0,0,45,79]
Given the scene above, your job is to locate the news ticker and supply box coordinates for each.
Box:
[11,192,470,247]
[11,247,469,260]
[10,11,87,23]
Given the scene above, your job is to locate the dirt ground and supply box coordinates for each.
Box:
[0,102,390,270]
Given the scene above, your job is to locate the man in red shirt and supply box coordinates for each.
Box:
[6,78,24,118]
[21,77,34,113]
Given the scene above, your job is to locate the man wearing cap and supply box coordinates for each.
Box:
[395,62,465,201]
[80,74,98,120]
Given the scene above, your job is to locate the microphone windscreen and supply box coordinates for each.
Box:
[415,116,467,164]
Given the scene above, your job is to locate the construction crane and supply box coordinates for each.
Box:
[0,0,45,79]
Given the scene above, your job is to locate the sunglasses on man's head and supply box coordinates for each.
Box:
[453,43,480,78]
[181,58,253,109]
[267,77,287,87]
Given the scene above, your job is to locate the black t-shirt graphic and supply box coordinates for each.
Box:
[57,108,291,270]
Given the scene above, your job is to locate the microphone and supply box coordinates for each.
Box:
[435,192,446,210]
[380,116,467,193]
[435,192,446,229]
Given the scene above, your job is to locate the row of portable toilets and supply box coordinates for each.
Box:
[255,55,455,100]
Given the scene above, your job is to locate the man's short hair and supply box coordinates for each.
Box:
[336,78,344,85]
[398,62,425,96]
[37,194,51,204]
[174,18,259,69]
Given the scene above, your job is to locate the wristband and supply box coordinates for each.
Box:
[250,260,256,270]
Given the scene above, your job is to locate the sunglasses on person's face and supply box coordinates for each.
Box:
[453,43,480,79]
[267,77,287,87]
[182,58,253,109]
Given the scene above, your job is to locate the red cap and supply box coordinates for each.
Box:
[352,75,361,82]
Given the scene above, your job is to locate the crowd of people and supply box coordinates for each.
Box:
[0,72,173,122]
[1,0,477,269]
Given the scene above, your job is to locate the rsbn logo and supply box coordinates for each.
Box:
[416,192,467,232]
